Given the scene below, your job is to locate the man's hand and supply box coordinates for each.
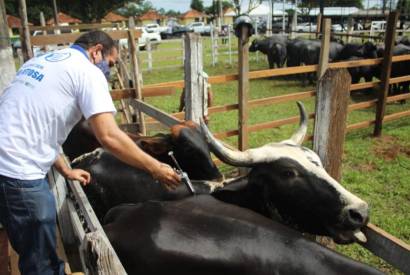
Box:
[152,163,181,191]
[65,169,91,186]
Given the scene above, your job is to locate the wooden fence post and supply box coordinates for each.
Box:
[373,11,398,137]
[184,33,206,124]
[228,25,232,65]
[18,0,33,61]
[210,23,217,66]
[313,69,351,181]
[146,38,152,72]
[128,17,146,135]
[181,34,185,67]
[237,24,250,152]
[346,17,354,43]
[316,13,322,39]
[313,68,351,248]
[317,19,331,79]
[0,0,16,94]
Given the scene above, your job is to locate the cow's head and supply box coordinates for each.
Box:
[249,39,260,52]
[138,121,223,182]
[361,41,378,59]
[200,103,369,244]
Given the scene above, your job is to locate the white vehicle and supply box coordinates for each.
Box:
[296,22,317,32]
[119,27,161,50]
[186,22,212,35]
[370,21,386,31]
[144,23,168,33]
[331,24,345,32]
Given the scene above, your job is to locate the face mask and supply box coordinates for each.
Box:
[95,60,111,80]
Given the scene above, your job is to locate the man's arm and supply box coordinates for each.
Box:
[88,112,180,190]
[54,154,91,185]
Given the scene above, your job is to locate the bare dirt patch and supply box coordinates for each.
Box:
[372,135,410,161]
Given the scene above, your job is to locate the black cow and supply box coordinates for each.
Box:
[345,56,377,93]
[103,196,383,275]
[249,35,288,69]
[337,42,378,60]
[295,39,343,84]
[72,121,223,219]
[78,103,370,245]
[200,103,369,243]
[376,43,410,101]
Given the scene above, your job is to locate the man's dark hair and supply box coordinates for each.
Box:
[74,30,116,56]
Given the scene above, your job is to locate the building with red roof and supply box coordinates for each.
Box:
[179,9,207,25]
[138,10,166,25]
[103,11,127,23]
[46,12,81,25]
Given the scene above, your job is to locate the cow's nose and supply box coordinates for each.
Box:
[346,204,368,227]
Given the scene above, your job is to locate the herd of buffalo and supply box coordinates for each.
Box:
[249,35,410,97]
[61,102,387,274]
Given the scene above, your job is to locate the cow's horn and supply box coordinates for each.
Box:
[286,101,308,145]
[199,119,257,167]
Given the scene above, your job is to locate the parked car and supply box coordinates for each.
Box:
[186,22,212,35]
[296,22,317,32]
[144,23,168,33]
[331,24,345,32]
[119,27,161,50]
[160,25,191,39]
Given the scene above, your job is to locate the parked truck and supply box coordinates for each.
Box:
[186,22,212,35]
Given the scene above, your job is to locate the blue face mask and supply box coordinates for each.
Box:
[95,60,111,80]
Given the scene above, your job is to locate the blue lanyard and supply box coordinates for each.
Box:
[70,44,89,60]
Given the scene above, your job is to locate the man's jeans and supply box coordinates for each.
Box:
[0,174,64,275]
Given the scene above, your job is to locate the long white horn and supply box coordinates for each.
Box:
[199,119,257,167]
[287,101,308,145]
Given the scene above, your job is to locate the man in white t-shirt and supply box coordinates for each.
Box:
[0,31,180,275]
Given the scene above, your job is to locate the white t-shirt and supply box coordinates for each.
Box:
[0,47,116,180]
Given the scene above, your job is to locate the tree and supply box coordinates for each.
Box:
[117,1,153,18]
[190,0,204,12]
[231,0,262,15]
[205,0,234,16]
[5,0,137,24]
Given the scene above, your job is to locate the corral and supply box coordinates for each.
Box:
[1,8,409,275]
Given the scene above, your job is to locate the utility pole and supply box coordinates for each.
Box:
[267,0,273,36]
[0,0,16,94]
[18,0,33,61]
[52,0,59,25]
[282,0,285,32]
[219,0,223,29]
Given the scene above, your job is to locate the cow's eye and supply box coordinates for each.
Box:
[281,170,297,178]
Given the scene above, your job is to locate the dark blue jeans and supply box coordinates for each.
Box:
[0,174,64,275]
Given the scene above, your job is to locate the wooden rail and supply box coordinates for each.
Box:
[142,55,410,90]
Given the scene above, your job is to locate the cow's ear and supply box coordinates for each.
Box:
[140,139,169,155]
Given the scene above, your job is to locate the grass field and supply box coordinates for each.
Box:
[134,37,410,274]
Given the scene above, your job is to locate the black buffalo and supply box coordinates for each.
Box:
[103,196,383,275]
[72,121,223,219]
[287,39,343,84]
[376,43,410,100]
[337,42,378,61]
[249,35,288,69]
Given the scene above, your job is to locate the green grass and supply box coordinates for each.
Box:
[126,37,410,274]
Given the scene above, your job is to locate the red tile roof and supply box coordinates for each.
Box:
[104,11,127,22]
[6,14,33,28]
[180,9,207,19]
[139,10,164,20]
[46,12,81,25]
